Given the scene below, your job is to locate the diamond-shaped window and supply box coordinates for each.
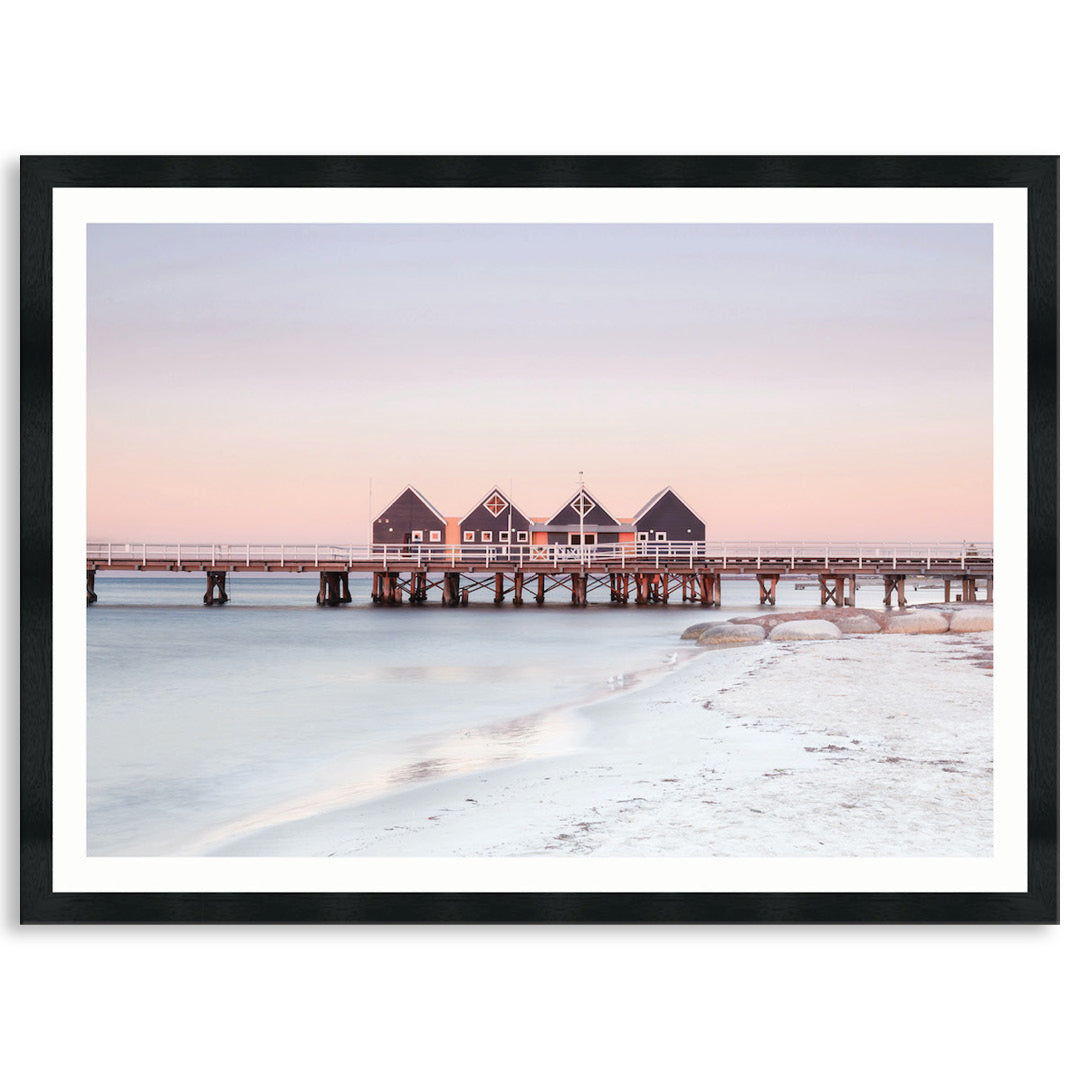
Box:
[484,493,508,516]
[570,493,595,516]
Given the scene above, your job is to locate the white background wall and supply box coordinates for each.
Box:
[2,3,1073,1077]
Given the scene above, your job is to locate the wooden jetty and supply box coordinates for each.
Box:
[86,541,994,608]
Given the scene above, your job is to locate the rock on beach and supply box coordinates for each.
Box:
[835,614,882,634]
[680,621,726,641]
[697,623,766,646]
[768,619,842,641]
[948,608,994,632]
[883,611,950,634]
[730,607,888,633]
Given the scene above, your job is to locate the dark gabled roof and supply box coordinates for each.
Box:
[545,487,619,527]
[373,485,446,523]
[459,485,529,522]
[632,486,705,525]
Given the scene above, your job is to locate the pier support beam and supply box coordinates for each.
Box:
[443,572,461,607]
[986,577,993,603]
[647,575,662,604]
[317,571,351,606]
[571,573,588,607]
[611,573,629,604]
[818,574,844,607]
[494,572,504,605]
[374,571,402,605]
[701,573,720,607]
[513,570,524,606]
[409,572,428,604]
[756,573,780,606]
[610,573,619,602]
[708,574,721,608]
[203,570,228,605]
[535,573,545,604]
[87,568,97,605]
[848,575,857,606]
[943,578,952,603]
[883,574,906,607]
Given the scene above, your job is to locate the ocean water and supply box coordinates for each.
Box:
[86,571,949,855]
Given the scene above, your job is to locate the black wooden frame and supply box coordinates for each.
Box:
[20,155,1059,923]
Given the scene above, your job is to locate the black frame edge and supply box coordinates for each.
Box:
[20,155,1059,925]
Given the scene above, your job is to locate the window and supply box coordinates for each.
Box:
[499,531,510,542]
[637,532,649,542]
[655,532,667,542]
[484,493,508,516]
[463,531,475,542]
[411,530,423,542]
[429,530,441,543]
[481,531,493,543]
[517,531,529,543]
[570,492,595,517]
[569,533,597,546]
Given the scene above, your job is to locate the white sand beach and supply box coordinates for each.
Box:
[212,615,994,858]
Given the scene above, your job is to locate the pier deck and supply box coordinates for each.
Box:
[86,541,994,607]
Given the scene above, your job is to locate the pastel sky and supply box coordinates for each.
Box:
[87,223,992,541]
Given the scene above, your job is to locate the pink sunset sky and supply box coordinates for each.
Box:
[87,223,992,542]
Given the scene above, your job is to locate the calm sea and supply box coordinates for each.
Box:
[86,571,946,855]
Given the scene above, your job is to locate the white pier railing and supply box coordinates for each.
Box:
[86,540,994,571]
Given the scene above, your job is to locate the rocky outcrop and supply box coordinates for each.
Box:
[884,612,950,634]
[769,620,843,641]
[948,609,994,632]
[731,607,889,633]
[697,623,767,646]
[835,614,882,634]
[680,621,726,641]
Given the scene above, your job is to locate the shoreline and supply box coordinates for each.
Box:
[191,642,706,855]
[210,618,993,858]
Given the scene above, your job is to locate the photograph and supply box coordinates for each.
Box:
[22,155,1058,922]
[84,220,998,860]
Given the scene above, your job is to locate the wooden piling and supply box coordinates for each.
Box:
[571,573,587,607]
[513,570,524,606]
[536,573,545,604]
[883,574,906,607]
[494,572,504,605]
[87,568,97,605]
[818,573,846,606]
[443,572,460,607]
[203,570,228,605]
[317,570,344,606]
[757,573,779,605]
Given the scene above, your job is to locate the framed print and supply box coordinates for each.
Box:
[21,155,1058,923]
